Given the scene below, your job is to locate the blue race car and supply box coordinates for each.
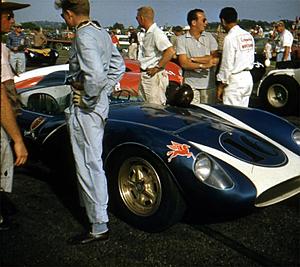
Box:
[17,68,300,232]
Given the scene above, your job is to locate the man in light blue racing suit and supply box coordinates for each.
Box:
[55,0,125,245]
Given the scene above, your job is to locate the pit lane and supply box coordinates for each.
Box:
[2,53,299,266]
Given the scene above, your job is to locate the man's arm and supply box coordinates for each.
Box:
[6,33,13,50]
[179,52,219,70]
[146,46,175,77]
[107,44,126,90]
[1,84,28,166]
[283,46,291,61]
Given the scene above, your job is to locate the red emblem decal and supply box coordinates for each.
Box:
[166,141,193,162]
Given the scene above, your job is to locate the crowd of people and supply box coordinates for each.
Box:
[0,0,297,245]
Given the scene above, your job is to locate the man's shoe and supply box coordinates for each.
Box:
[68,230,109,245]
[0,218,14,231]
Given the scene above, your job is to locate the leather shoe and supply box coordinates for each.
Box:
[68,231,109,245]
[0,220,11,231]
[0,218,17,231]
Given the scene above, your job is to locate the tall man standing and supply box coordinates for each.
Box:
[217,7,255,107]
[177,9,219,104]
[55,0,125,245]
[136,6,175,105]
[6,22,27,74]
[1,0,29,230]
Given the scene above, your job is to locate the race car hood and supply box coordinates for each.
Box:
[186,104,300,207]
[111,103,288,166]
[110,103,229,132]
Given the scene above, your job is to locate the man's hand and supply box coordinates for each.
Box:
[146,67,162,77]
[217,83,226,103]
[73,89,87,109]
[14,140,28,166]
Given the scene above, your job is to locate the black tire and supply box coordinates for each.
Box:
[107,147,186,232]
[259,75,300,115]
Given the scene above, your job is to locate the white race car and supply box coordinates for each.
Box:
[256,64,300,115]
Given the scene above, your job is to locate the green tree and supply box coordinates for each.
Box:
[112,22,124,30]
[21,22,39,30]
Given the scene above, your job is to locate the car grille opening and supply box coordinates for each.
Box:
[255,176,300,207]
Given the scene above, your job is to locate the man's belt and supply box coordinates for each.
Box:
[140,67,164,72]
[232,69,251,75]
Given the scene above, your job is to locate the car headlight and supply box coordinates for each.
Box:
[194,153,234,190]
[292,129,300,147]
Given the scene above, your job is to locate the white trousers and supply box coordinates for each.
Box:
[223,71,253,107]
[139,70,169,105]
[65,106,109,224]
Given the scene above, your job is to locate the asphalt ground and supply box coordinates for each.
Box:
[1,49,299,267]
[0,161,299,267]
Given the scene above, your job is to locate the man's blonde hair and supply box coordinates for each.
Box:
[54,0,89,16]
[137,6,154,20]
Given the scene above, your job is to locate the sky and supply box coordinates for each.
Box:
[13,0,300,27]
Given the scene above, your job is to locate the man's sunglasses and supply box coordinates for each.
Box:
[7,13,14,20]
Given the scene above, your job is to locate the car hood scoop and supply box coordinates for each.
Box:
[178,122,287,167]
[219,131,287,166]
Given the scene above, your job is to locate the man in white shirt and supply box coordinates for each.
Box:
[1,0,29,231]
[136,6,175,105]
[274,21,293,62]
[216,7,255,107]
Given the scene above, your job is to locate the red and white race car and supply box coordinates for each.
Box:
[15,59,183,94]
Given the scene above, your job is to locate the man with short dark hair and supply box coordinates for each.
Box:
[55,0,125,245]
[176,9,219,104]
[216,7,255,107]
[128,26,138,59]
[170,25,183,63]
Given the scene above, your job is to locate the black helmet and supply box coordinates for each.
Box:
[166,83,194,107]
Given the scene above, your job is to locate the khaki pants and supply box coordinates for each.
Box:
[139,70,169,105]
[191,88,216,105]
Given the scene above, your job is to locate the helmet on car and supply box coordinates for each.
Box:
[166,83,194,107]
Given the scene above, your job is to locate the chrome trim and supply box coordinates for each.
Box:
[42,122,67,145]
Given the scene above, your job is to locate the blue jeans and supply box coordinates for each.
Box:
[276,52,291,62]
[9,52,26,74]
